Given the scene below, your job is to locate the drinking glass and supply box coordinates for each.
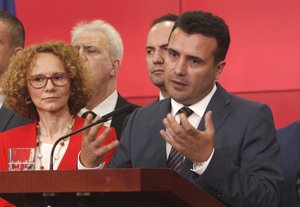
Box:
[8,148,35,171]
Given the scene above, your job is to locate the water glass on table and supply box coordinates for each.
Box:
[8,148,35,171]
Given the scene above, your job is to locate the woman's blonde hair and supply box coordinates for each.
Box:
[2,41,93,119]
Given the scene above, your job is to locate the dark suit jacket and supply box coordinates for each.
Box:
[277,121,300,207]
[109,83,283,207]
[110,93,139,139]
[0,106,33,132]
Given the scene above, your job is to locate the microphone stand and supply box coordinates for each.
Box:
[49,116,110,170]
[49,104,133,170]
[45,105,134,206]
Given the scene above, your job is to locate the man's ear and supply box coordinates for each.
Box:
[14,46,23,54]
[215,60,226,80]
[110,59,120,77]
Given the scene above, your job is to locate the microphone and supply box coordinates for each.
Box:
[49,104,134,170]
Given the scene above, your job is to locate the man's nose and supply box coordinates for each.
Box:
[77,48,88,61]
[153,49,164,64]
[174,58,187,75]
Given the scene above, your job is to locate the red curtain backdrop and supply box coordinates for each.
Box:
[14,0,300,128]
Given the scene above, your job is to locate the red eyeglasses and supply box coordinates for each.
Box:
[28,72,70,89]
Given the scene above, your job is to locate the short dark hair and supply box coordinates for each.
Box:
[172,11,230,64]
[151,13,178,27]
[0,11,25,47]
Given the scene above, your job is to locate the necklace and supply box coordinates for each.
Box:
[36,117,75,170]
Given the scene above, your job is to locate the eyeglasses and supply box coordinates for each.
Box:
[28,72,70,89]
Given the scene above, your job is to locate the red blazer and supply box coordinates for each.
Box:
[0,116,117,207]
[0,116,117,171]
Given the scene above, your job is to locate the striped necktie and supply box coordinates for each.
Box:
[167,107,194,172]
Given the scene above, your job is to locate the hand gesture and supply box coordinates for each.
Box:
[160,111,215,162]
[80,114,119,168]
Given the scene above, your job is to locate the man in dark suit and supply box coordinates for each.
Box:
[80,11,282,206]
[0,11,33,132]
[71,19,139,139]
[277,122,300,207]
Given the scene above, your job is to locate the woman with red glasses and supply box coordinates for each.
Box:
[0,41,119,206]
[0,41,118,171]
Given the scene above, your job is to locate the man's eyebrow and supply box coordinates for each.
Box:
[82,45,95,48]
[145,45,154,50]
[159,44,168,49]
[166,47,178,53]
[188,55,205,64]
[73,42,95,47]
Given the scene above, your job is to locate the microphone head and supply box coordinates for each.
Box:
[101,104,135,122]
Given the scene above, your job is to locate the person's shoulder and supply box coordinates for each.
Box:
[228,92,264,107]
[0,106,34,131]
[9,113,34,129]
[218,90,270,120]
[217,83,266,109]
[133,98,170,115]
[277,121,300,155]
[277,120,300,139]
[116,92,140,111]
[126,101,140,109]
[1,122,35,142]
[3,123,35,134]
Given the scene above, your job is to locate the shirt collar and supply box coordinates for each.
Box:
[0,94,6,108]
[171,84,217,118]
[159,91,166,101]
[79,90,118,117]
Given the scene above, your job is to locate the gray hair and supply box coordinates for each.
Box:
[71,20,124,62]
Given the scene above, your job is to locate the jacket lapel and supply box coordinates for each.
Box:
[111,93,138,139]
[111,94,127,135]
[198,83,232,134]
[155,99,172,166]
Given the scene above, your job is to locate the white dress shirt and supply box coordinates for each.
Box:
[35,140,70,170]
[159,91,166,101]
[0,94,5,108]
[78,90,118,127]
[168,84,217,175]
